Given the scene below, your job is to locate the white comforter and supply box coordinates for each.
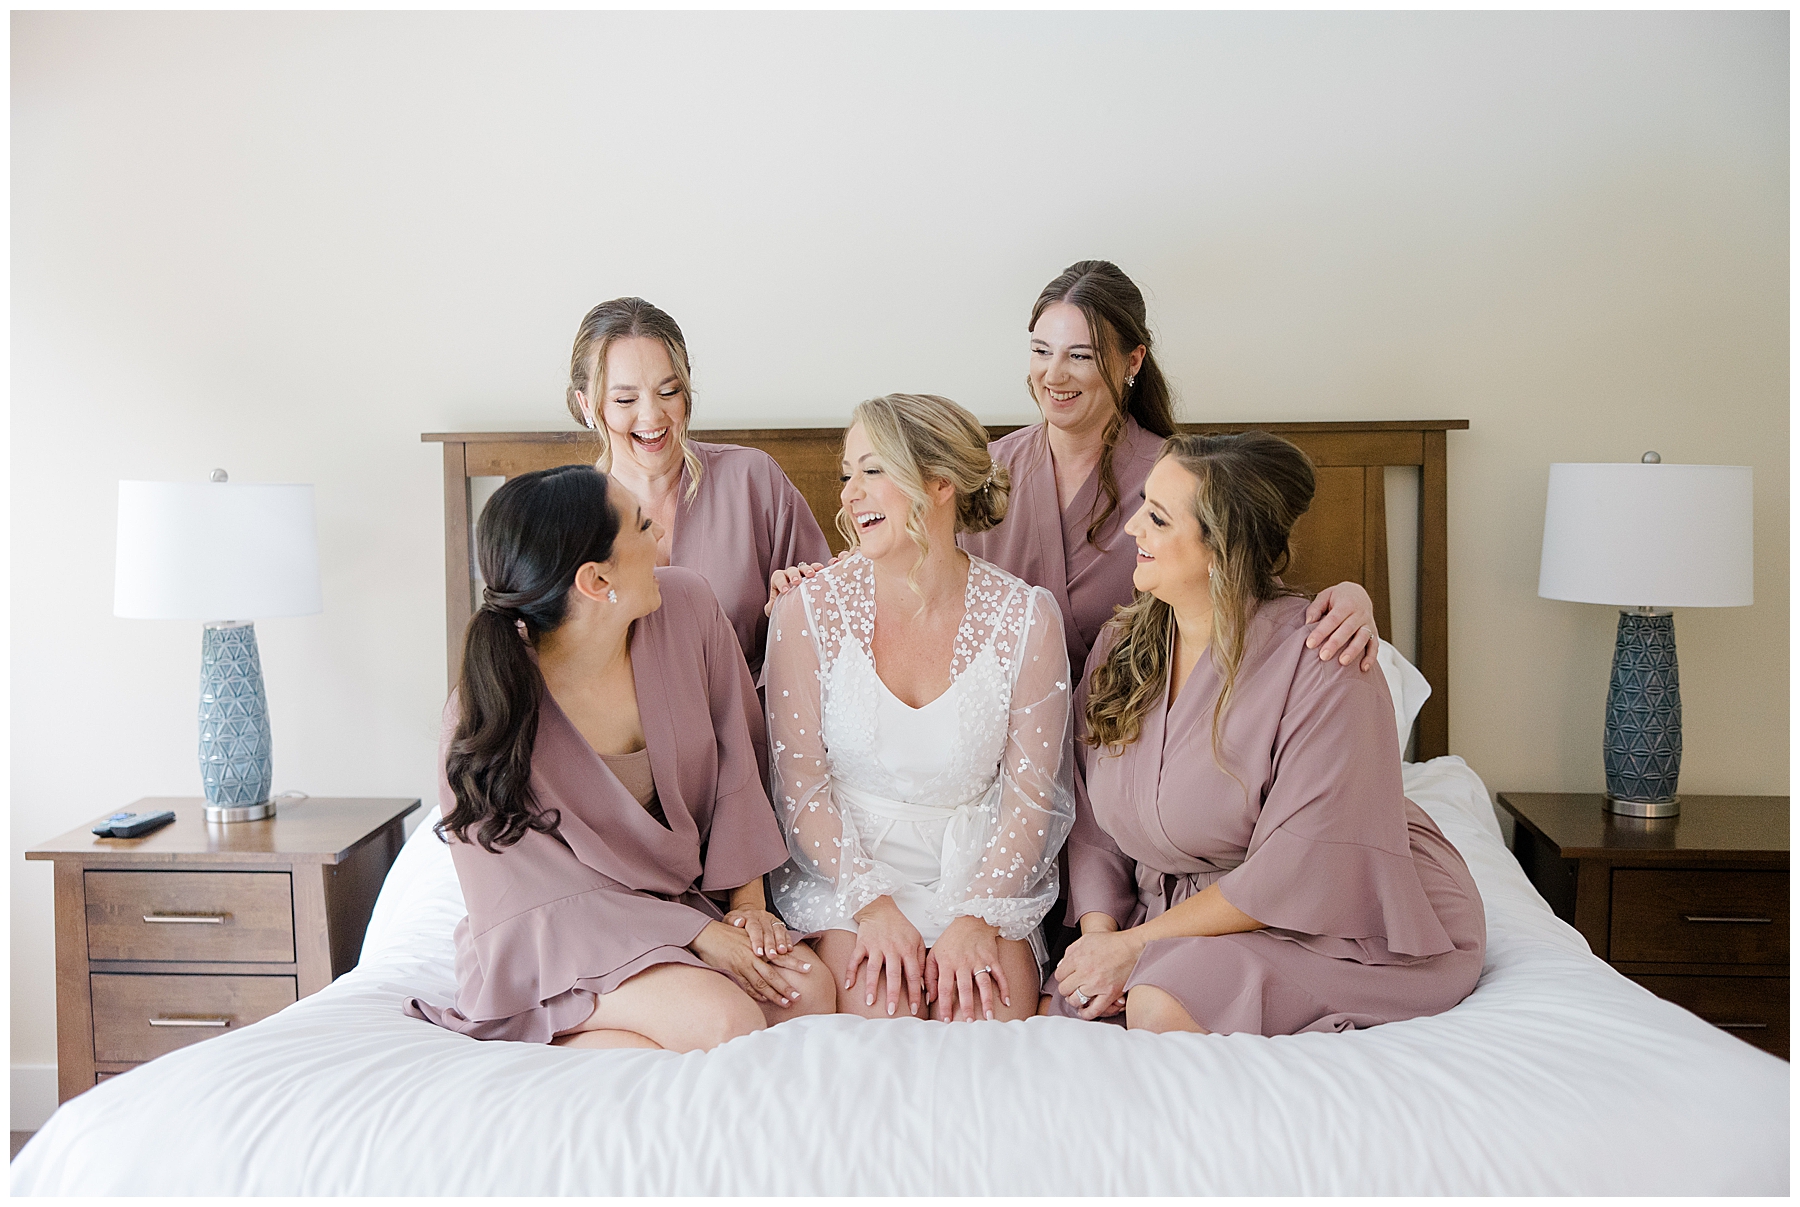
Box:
[12,757,1788,1195]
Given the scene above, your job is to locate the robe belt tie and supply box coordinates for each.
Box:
[832,778,999,900]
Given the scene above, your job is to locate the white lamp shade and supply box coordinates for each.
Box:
[1537,462,1753,608]
[114,481,323,620]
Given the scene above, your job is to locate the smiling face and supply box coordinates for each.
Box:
[594,476,664,618]
[1124,454,1215,608]
[839,421,921,563]
[596,336,688,476]
[1027,301,1145,439]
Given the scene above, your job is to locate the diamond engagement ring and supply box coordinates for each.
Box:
[1073,988,1092,1008]
[975,966,993,977]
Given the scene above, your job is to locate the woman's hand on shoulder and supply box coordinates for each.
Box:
[765,559,832,617]
[847,896,927,1017]
[927,916,1010,1022]
[1053,926,1142,1021]
[690,919,813,1009]
[1305,581,1378,672]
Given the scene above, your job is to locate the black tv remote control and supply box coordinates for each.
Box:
[91,810,177,839]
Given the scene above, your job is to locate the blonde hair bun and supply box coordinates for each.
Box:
[839,394,1010,554]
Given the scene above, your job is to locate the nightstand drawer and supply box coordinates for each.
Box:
[86,871,295,963]
[1628,974,1789,1059]
[91,973,297,1062]
[1611,870,1788,964]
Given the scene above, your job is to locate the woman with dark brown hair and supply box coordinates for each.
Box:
[567,297,830,682]
[959,260,1381,677]
[1042,431,1483,1034]
[404,464,833,1050]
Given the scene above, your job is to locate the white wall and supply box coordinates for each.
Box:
[12,11,1787,1084]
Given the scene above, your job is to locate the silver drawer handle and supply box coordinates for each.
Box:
[1681,915,1773,924]
[148,1016,231,1028]
[142,913,228,924]
[1714,1022,1770,1031]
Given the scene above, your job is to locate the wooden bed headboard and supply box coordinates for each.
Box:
[424,420,1467,758]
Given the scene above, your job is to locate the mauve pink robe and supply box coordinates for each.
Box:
[1052,595,1485,1035]
[671,441,832,680]
[404,567,790,1043]
[960,417,1165,674]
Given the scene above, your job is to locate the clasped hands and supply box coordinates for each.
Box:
[846,897,1010,1021]
[1052,914,1140,1020]
[689,905,811,1009]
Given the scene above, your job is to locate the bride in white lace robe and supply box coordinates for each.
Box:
[765,393,1076,1023]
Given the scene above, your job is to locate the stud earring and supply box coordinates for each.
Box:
[1126,374,1136,388]
[607,589,618,603]
[1207,564,1216,581]
[583,412,597,431]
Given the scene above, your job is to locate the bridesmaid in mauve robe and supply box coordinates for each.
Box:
[664,440,831,681]
[1050,594,1485,1035]
[961,417,1164,675]
[405,568,793,1043]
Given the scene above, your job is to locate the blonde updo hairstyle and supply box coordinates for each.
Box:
[840,393,1009,595]
[565,296,704,501]
[1085,431,1316,772]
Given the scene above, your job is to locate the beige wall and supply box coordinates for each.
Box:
[12,12,1786,1078]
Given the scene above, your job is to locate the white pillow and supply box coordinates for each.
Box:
[1375,639,1432,759]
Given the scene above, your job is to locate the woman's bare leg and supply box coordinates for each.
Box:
[1124,984,1209,1034]
[812,929,917,1019]
[556,963,767,1052]
[552,1028,660,1050]
[748,941,837,1026]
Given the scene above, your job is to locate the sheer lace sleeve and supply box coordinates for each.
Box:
[765,582,908,929]
[942,586,1076,940]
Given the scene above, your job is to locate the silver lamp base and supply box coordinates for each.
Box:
[205,800,277,824]
[1604,793,1681,819]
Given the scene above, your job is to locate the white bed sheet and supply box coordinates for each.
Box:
[12,757,1788,1195]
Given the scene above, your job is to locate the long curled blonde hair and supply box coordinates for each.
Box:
[1084,432,1317,770]
[566,297,704,501]
[839,393,1010,601]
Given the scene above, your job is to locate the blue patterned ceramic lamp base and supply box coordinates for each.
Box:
[1603,609,1681,817]
[199,621,276,822]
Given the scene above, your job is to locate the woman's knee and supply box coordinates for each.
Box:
[784,944,837,1017]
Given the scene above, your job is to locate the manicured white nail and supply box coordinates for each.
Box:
[887,1002,895,1016]
[866,994,875,1006]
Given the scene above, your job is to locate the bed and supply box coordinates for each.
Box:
[12,421,1787,1196]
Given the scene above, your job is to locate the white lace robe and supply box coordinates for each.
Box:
[765,553,1076,944]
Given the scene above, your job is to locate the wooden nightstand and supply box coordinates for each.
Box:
[1496,792,1788,1060]
[26,796,420,1104]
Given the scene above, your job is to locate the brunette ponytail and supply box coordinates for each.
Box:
[438,464,622,852]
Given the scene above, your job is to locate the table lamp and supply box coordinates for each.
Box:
[114,471,322,822]
[1537,453,1753,817]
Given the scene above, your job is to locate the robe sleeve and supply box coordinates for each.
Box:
[1214,662,1456,960]
[693,580,791,893]
[943,587,1077,940]
[764,584,909,919]
[1063,634,1139,928]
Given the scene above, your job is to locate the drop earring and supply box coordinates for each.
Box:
[1126,374,1136,388]
[607,589,618,604]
